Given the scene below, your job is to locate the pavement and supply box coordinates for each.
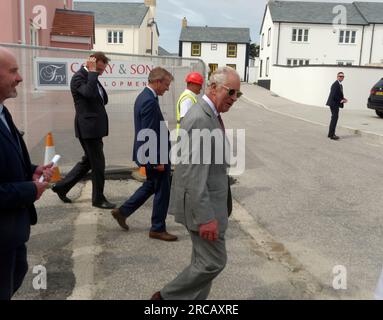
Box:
[240,83,383,143]
[16,83,383,300]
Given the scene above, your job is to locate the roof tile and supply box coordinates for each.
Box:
[51,9,94,37]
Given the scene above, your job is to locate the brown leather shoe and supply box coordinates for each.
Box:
[111,208,129,231]
[150,291,163,300]
[149,231,178,241]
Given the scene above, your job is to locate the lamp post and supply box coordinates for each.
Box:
[147,18,156,55]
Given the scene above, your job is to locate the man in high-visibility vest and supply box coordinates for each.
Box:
[176,72,204,134]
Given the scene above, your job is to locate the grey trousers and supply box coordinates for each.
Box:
[160,230,227,300]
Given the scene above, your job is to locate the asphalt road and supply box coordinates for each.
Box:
[225,98,383,299]
[13,96,383,300]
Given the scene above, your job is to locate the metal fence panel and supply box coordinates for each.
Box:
[1,43,206,172]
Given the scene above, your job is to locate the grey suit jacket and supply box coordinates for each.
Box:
[169,98,230,234]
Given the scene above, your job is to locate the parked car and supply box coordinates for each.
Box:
[367,78,383,118]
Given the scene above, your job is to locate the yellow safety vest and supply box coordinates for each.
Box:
[176,90,197,133]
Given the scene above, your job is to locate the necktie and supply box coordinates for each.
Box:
[2,108,22,152]
[217,114,225,132]
[0,109,11,133]
[97,83,104,104]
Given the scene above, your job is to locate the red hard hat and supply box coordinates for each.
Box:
[185,72,204,85]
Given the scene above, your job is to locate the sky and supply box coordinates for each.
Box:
[76,0,382,53]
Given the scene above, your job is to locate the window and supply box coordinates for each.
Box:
[287,59,309,66]
[267,28,271,46]
[259,60,263,77]
[208,63,218,79]
[261,33,264,49]
[266,57,269,76]
[226,64,236,70]
[211,43,217,51]
[208,64,218,73]
[108,30,123,44]
[292,28,309,42]
[191,42,201,56]
[337,60,353,66]
[339,30,356,44]
[227,44,237,58]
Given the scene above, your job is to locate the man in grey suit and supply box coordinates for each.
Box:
[151,67,242,300]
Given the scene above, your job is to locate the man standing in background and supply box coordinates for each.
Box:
[326,72,348,140]
[175,72,204,135]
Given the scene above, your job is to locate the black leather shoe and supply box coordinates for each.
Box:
[329,135,340,140]
[51,185,72,203]
[93,200,116,209]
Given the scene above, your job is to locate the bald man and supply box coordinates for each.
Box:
[0,47,54,300]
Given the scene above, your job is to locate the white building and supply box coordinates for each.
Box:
[74,0,159,55]
[179,18,251,81]
[259,0,383,89]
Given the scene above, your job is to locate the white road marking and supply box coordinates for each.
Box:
[67,182,102,300]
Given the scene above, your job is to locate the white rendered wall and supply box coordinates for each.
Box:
[94,26,138,54]
[370,25,383,65]
[270,65,383,110]
[259,6,275,79]
[277,23,364,66]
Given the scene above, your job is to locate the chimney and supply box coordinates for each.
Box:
[144,0,156,7]
[182,17,187,28]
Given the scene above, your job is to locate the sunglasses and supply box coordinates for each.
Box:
[222,85,243,98]
[338,75,344,78]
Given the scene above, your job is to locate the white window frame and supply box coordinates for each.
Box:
[211,43,217,51]
[292,28,309,43]
[266,57,270,76]
[287,58,309,66]
[107,30,124,44]
[337,60,353,66]
[339,30,357,44]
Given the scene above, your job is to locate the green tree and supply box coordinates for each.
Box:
[249,43,259,58]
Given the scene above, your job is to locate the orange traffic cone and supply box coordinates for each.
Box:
[132,166,146,182]
[138,166,146,177]
[43,132,61,182]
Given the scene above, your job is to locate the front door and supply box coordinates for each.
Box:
[208,63,218,79]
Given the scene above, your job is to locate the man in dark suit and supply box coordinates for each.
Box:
[111,67,177,241]
[52,53,115,209]
[0,47,54,300]
[326,72,348,140]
